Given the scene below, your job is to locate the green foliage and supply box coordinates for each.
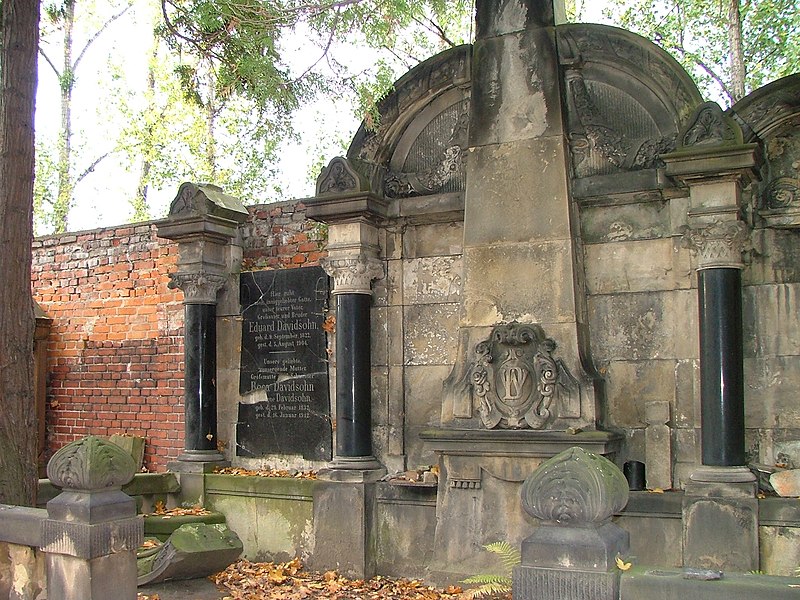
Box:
[460,541,520,599]
[604,0,800,104]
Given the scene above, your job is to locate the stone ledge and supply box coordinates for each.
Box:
[204,474,317,501]
[620,566,800,600]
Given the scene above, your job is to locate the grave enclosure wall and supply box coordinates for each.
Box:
[32,201,323,472]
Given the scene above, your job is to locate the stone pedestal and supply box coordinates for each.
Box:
[42,436,143,600]
[308,482,378,578]
[513,447,630,600]
[682,467,759,572]
[157,183,248,473]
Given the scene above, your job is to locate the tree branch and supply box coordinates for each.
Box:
[667,43,734,103]
[73,3,134,71]
[76,152,111,184]
[37,47,61,78]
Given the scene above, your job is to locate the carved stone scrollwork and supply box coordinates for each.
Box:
[521,447,629,526]
[316,157,362,195]
[681,220,750,269]
[567,73,676,173]
[321,253,385,295]
[765,177,800,209]
[680,102,742,148]
[384,100,470,198]
[47,435,137,491]
[469,324,580,430]
[168,271,227,304]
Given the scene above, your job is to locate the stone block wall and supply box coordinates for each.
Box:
[32,200,324,472]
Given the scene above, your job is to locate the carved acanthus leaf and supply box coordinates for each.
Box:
[681,220,750,269]
[47,435,137,491]
[168,271,227,304]
[321,253,385,294]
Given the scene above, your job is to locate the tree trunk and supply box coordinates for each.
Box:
[728,0,746,101]
[54,0,75,233]
[0,0,40,507]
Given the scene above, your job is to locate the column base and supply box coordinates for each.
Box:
[318,456,386,483]
[686,465,756,498]
[168,450,229,474]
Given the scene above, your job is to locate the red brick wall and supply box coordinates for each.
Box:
[32,223,184,471]
[31,200,327,473]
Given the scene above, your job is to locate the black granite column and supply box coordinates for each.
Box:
[184,302,218,454]
[319,250,385,477]
[335,293,373,458]
[698,268,745,466]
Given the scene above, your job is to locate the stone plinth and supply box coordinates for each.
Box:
[514,447,630,600]
[43,436,143,600]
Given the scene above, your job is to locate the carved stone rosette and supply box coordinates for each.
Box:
[521,447,629,526]
[168,271,228,304]
[321,253,385,295]
[681,220,750,270]
[470,324,580,430]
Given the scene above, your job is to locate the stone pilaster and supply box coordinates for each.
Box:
[157,183,248,472]
[43,436,142,600]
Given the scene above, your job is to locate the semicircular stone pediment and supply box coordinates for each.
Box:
[556,23,703,180]
[731,75,800,227]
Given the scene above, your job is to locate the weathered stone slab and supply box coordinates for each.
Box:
[463,138,571,246]
[462,241,578,326]
[588,290,697,361]
[604,360,676,429]
[470,29,563,147]
[402,256,462,305]
[402,222,463,258]
[770,469,800,497]
[744,356,800,429]
[742,283,800,358]
[580,201,672,243]
[585,238,691,294]
[403,304,460,365]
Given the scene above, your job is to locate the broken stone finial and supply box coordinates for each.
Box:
[521,447,629,526]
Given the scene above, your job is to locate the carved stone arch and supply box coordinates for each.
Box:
[730,75,800,227]
[347,45,472,199]
[556,24,703,184]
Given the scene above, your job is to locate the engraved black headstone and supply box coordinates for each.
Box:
[237,267,331,460]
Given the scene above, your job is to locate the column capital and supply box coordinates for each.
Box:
[168,270,228,304]
[321,253,385,295]
[681,220,750,270]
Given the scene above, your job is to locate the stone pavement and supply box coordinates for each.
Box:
[139,577,229,600]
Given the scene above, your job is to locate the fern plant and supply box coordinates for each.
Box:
[460,541,521,599]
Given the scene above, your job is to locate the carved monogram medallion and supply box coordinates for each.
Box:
[470,324,579,430]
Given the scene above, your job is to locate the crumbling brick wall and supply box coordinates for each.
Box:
[31,200,327,472]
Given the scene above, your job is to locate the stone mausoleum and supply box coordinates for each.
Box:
[29,0,800,586]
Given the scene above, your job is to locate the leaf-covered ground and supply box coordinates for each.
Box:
[137,558,510,600]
